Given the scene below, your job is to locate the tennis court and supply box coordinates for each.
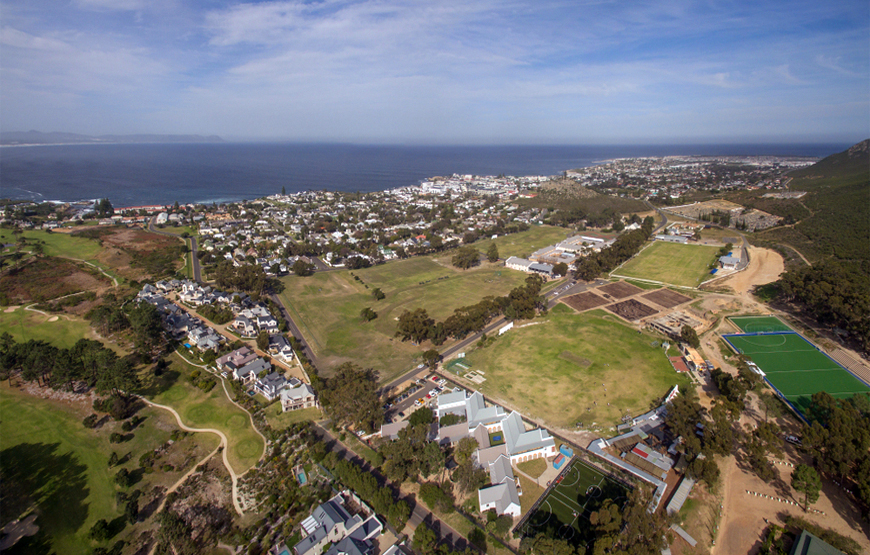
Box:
[723,331,870,417]
[522,459,627,547]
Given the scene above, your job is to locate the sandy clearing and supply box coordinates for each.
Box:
[717,247,784,296]
[4,306,20,313]
[48,316,58,322]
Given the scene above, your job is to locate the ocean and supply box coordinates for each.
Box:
[0,142,848,208]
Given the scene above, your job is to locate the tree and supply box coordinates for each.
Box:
[281,185,286,195]
[292,259,315,277]
[372,288,386,301]
[319,363,383,432]
[395,308,433,343]
[89,519,112,541]
[96,198,114,217]
[256,331,269,351]
[108,451,119,467]
[422,349,441,368]
[791,464,822,511]
[413,524,438,555]
[452,245,480,270]
[408,407,434,427]
[360,307,378,322]
[680,324,700,349]
[552,262,568,276]
[486,243,499,262]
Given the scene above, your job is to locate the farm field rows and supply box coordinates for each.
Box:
[279,253,528,382]
[462,305,689,429]
[615,241,720,288]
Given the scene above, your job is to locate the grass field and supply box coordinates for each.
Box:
[151,356,264,473]
[279,254,528,382]
[614,241,720,287]
[473,225,573,259]
[0,229,103,260]
[266,407,323,430]
[722,331,870,417]
[521,459,628,548]
[517,458,547,479]
[0,308,112,350]
[0,384,218,555]
[463,305,689,429]
[728,315,794,334]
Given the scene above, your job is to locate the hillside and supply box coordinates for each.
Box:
[754,139,870,267]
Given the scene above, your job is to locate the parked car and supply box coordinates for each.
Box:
[413,399,422,407]
[785,435,802,446]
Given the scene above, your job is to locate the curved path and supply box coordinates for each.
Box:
[172,351,269,463]
[136,396,244,515]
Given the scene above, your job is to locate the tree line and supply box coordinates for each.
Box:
[573,217,655,281]
[395,275,546,345]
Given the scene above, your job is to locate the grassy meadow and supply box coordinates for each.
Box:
[614,241,720,288]
[0,308,109,350]
[0,384,218,555]
[472,225,573,259]
[151,356,264,474]
[279,254,529,382]
[0,229,103,260]
[462,305,689,429]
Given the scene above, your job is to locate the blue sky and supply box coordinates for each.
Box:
[1,0,867,143]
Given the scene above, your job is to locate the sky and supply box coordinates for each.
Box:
[0,0,867,144]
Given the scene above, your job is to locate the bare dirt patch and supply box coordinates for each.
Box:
[605,298,659,321]
[561,291,610,312]
[642,288,693,309]
[597,281,644,299]
[715,247,785,296]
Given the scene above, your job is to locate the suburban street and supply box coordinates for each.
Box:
[148,215,202,282]
[311,423,471,552]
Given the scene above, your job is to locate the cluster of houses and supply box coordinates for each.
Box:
[137,281,316,411]
[381,389,556,518]
[504,233,619,279]
[138,282,225,351]
[274,490,385,555]
[215,346,316,410]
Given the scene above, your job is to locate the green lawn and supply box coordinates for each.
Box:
[151,356,264,474]
[0,229,103,260]
[614,241,720,288]
[516,458,547,478]
[465,306,690,429]
[279,254,528,382]
[472,225,573,259]
[0,385,218,555]
[265,407,323,430]
[0,308,108,350]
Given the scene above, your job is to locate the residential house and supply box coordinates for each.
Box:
[253,372,290,401]
[280,383,318,412]
[268,334,296,362]
[292,491,382,555]
[234,358,271,383]
[216,346,257,372]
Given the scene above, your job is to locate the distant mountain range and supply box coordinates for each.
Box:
[0,130,224,146]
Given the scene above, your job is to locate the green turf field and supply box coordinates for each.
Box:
[728,315,794,334]
[723,332,870,417]
[522,459,628,548]
[464,305,690,428]
[614,241,720,287]
[0,308,123,352]
[278,254,527,382]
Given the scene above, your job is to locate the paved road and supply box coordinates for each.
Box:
[269,293,319,366]
[311,423,470,552]
[643,199,669,234]
[148,216,202,282]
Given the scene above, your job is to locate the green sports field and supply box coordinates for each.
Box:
[728,315,794,334]
[521,459,628,548]
[614,241,720,287]
[723,331,870,416]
